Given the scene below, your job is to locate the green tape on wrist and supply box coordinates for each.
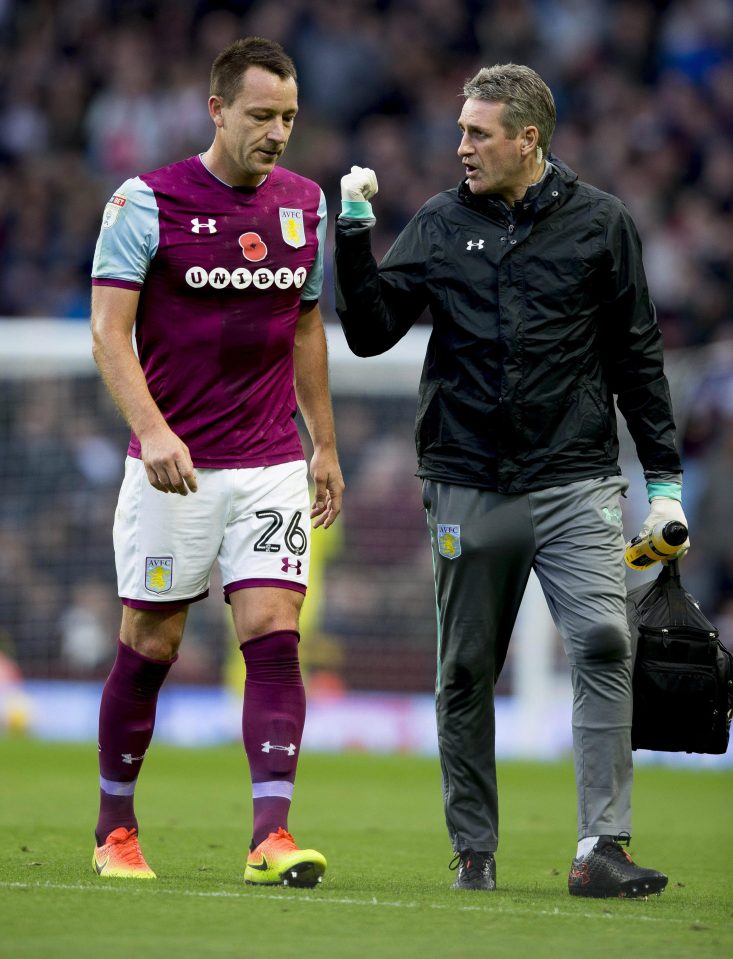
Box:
[340,199,374,219]
[646,481,682,502]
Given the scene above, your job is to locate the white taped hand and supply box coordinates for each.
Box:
[341,165,379,202]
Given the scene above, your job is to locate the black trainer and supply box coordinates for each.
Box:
[449,849,497,891]
[568,834,668,899]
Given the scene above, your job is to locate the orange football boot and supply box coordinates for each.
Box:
[244,827,326,888]
[93,827,156,879]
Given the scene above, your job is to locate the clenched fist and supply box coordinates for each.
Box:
[341,165,379,203]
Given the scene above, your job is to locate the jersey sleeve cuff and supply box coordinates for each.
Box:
[92,277,143,291]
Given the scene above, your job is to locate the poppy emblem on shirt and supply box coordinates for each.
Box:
[239,232,268,262]
[279,208,305,249]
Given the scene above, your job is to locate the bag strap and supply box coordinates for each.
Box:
[663,559,688,626]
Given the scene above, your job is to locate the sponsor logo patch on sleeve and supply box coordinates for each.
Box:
[102,194,127,229]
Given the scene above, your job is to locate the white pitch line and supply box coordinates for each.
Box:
[0,880,690,924]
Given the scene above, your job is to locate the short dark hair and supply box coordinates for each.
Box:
[210,37,297,105]
[463,63,556,156]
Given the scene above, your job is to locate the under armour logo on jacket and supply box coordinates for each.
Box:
[191,217,217,234]
[466,239,484,250]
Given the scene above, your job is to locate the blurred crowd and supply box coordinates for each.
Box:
[0,0,731,344]
[1,0,732,688]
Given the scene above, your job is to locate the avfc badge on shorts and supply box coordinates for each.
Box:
[279,208,305,248]
[437,525,461,560]
[145,556,173,594]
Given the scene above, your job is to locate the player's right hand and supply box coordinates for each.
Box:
[140,428,198,495]
[340,165,378,202]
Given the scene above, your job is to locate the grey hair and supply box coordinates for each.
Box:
[463,63,556,156]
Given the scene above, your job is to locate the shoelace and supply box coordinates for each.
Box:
[599,832,634,864]
[449,850,490,878]
[108,828,148,866]
[259,828,298,852]
[273,828,296,844]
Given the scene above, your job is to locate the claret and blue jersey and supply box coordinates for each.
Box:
[92,154,327,469]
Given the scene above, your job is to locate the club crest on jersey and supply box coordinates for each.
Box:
[102,194,126,229]
[239,232,268,262]
[279,208,305,249]
[144,556,173,593]
[437,525,462,560]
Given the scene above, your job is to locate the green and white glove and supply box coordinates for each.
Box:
[340,165,378,218]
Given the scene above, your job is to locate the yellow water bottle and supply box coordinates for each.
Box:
[624,521,688,570]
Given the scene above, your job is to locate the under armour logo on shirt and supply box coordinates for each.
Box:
[191,217,217,234]
[466,239,484,251]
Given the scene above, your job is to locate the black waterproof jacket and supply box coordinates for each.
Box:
[334,158,682,493]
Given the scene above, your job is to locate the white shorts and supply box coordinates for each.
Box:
[113,457,311,609]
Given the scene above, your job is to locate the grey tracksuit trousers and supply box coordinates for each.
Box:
[423,476,633,854]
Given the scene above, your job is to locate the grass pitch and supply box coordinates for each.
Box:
[1,737,731,959]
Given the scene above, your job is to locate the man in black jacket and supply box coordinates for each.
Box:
[334,64,689,898]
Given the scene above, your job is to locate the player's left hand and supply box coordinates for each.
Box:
[309,449,345,529]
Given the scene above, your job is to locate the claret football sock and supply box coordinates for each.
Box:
[241,630,305,848]
[95,639,175,843]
